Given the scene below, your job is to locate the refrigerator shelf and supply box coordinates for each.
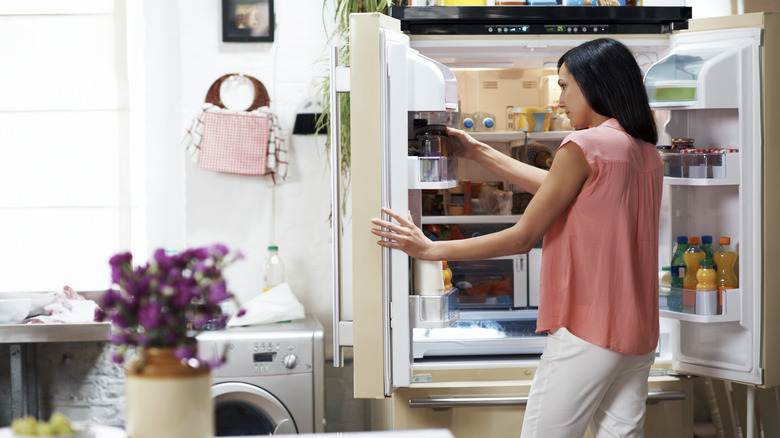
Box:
[659,287,741,323]
[662,152,740,186]
[422,215,521,225]
[409,288,460,329]
[469,131,571,142]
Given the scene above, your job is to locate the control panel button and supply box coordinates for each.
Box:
[282,354,298,369]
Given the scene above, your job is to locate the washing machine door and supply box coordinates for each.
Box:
[212,382,297,436]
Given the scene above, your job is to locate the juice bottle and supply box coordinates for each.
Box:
[696,259,718,315]
[714,237,738,289]
[696,259,716,290]
[670,236,688,285]
[683,237,705,289]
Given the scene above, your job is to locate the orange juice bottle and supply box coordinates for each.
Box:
[696,259,716,290]
[683,237,705,289]
[714,237,738,289]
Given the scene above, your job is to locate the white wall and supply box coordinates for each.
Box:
[144,0,336,343]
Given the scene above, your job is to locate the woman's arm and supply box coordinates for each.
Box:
[372,141,592,261]
[447,127,548,194]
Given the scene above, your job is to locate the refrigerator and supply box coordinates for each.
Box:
[330,6,780,434]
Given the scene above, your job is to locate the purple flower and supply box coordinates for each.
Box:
[175,344,197,361]
[100,244,244,368]
[111,353,125,365]
[209,281,229,303]
[210,244,229,256]
[138,303,163,330]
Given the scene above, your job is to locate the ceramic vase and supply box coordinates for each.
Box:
[124,347,213,438]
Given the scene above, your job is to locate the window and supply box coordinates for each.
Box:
[0,0,144,292]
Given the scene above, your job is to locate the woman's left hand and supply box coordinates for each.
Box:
[371,207,433,260]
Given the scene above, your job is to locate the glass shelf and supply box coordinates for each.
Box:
[422,215,521,225]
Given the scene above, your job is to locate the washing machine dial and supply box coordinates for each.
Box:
[282,353,298,369]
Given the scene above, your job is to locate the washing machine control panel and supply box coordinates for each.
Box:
[198,336,314,377]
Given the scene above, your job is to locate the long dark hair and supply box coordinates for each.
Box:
[558,38,658,145]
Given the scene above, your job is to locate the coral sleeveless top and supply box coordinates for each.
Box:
[536,118,663,356]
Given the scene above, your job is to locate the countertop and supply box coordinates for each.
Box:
[0,322,109,344]
[0,426,455,438]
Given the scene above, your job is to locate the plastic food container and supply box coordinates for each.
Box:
[651,80,697,102]
[513,107,552,132]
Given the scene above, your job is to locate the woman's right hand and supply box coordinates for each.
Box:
[446,127,482,161]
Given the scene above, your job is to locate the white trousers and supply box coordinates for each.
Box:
[520,328,655,438]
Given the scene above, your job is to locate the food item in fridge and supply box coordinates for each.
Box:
[461,113,476,131]
[513,107,552,132]
[442,261,453,290]
[715,237,738,289]
[659,266,671,287]
[413,259,445,295]
[683,237,705,289]
[671,138,694,152]
[527,143,554,169]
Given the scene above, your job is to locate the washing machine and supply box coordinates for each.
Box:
[196,315,325,435]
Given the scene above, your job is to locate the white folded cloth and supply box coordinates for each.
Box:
[228,282,305,327]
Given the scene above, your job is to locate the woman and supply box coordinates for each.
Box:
[371,38,663,437]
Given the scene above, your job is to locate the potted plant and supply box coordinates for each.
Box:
[96,244,244,438]
[317,0,398,215]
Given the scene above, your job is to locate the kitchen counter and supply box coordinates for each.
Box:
[0,322,109,344]
[1,322,110,422]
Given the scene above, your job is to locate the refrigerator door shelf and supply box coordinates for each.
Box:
[645,39,750,110]
[659,287,742,323]
[409,288,461,329]
[408,156,458,189]
[662,152,740,186]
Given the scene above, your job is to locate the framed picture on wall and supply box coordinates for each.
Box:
[222,0,274,42]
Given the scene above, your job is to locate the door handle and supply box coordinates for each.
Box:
[330,45,352,367]
[408,390,686,409]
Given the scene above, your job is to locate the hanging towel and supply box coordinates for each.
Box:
[182,73,288,182]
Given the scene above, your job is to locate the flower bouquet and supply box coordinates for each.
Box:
[95,244,245,367]
[97,244,245,438]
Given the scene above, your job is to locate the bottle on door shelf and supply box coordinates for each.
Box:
[701,235,714,261]
[714,237,738,289]
[670,236,688,287]
[696,259,716,290]
[696,259,718,315]
[262,245,285,292]
[683,237,705,289]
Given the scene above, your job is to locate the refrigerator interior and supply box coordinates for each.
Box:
[408,36,673,363]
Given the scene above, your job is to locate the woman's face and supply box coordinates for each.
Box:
[558,63,601,130]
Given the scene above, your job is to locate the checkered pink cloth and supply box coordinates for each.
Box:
[198,111,270,176]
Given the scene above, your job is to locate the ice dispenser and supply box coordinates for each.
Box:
[405,51,459,190]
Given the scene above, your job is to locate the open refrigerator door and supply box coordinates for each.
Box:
[331,13,460,398]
